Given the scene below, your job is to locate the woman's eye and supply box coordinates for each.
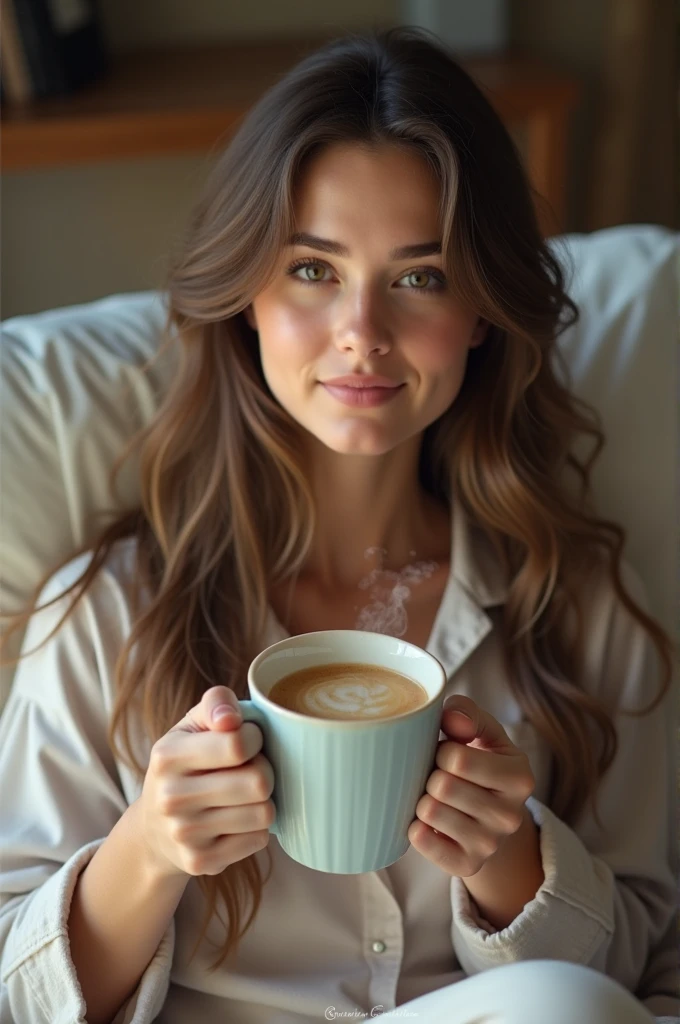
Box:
[286,259,332,284]
[285,259,446,291]
[397,269,446,291]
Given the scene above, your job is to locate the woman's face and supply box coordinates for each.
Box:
[246,142,487,456]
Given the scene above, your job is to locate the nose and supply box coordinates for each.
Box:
[333,289,393,359]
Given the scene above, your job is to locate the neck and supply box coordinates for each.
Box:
[302,435,450,592]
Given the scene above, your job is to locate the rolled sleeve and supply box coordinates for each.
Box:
[450,563,678,1019]
[0,556,175,1023]
[451,797,614,971]
[1,840,174,1024]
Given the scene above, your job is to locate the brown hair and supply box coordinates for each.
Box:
[2,27,672,969]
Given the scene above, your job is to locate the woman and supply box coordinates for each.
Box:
[0,27,676,1024]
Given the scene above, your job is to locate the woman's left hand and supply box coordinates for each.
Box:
[409,694,536,878]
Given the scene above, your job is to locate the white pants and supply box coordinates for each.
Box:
[378,961,656,1023]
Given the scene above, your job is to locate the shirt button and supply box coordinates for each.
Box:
[371,940,386,954]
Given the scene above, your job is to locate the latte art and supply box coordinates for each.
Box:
[297,677,403,718]
[268,663,428,721]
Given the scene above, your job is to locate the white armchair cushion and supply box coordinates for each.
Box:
[554,225,678,639]
[0,292,176,705]
[0,225,677,709]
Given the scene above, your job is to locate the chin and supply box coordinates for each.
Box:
[316,424,408,457]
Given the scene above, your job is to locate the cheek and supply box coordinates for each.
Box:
[412,329,472,376]
[257,303,326,371]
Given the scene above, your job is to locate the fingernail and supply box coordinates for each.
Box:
[444,704,473,720]
[212,705,240,723]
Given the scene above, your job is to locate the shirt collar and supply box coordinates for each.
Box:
[450,501,510,609]
[421,503,509,680]
[263,504,509,681]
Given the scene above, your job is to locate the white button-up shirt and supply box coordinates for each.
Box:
[0,510,677,1023]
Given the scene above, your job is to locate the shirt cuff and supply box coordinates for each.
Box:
[2,839,174,1024]
[450,796,615,975]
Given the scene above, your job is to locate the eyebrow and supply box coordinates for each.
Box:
[287,232,442,261]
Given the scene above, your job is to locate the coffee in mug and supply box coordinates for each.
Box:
[242,630,447,873]
[268,662,428,721]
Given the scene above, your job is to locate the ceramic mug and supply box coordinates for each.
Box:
[240,630,447,874]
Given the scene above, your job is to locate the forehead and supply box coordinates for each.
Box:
[292,141,442,237]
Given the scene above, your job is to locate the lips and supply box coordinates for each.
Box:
[321,375,402,390]
[320,376,405,408]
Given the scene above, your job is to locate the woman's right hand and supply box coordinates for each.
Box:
[137,685,276,879]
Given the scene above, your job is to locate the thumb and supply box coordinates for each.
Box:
[442,695,513,751]
[441,695,479,743]
[171,685,243,734]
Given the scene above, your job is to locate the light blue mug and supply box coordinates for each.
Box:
[239,630,447,874]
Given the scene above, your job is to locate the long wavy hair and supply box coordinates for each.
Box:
[2,27,672,969]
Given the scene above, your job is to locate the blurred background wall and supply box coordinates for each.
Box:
[2,0,677,318]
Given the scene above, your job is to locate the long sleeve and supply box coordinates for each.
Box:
[0,555,174,1023]
[450,563,679,1020]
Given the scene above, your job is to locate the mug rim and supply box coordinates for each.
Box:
[247,629,447,728]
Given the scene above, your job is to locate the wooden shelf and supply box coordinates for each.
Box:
[1,37,581,231]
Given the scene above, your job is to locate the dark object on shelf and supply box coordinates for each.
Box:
[1,0,109,105]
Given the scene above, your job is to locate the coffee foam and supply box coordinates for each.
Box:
[269,663,427,721]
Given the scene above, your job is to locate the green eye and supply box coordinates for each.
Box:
[398,269,446,291]
[406,271,429,288]
[285,258,446,291]
[300,264,326,281]
[286,259,330,283]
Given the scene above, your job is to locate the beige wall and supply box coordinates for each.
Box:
[2,0,675,318]
[2,1,395,319]
[511,0,676,234]
[100,0,395,49]
[2,156,213,319]
[510,0,605,233]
